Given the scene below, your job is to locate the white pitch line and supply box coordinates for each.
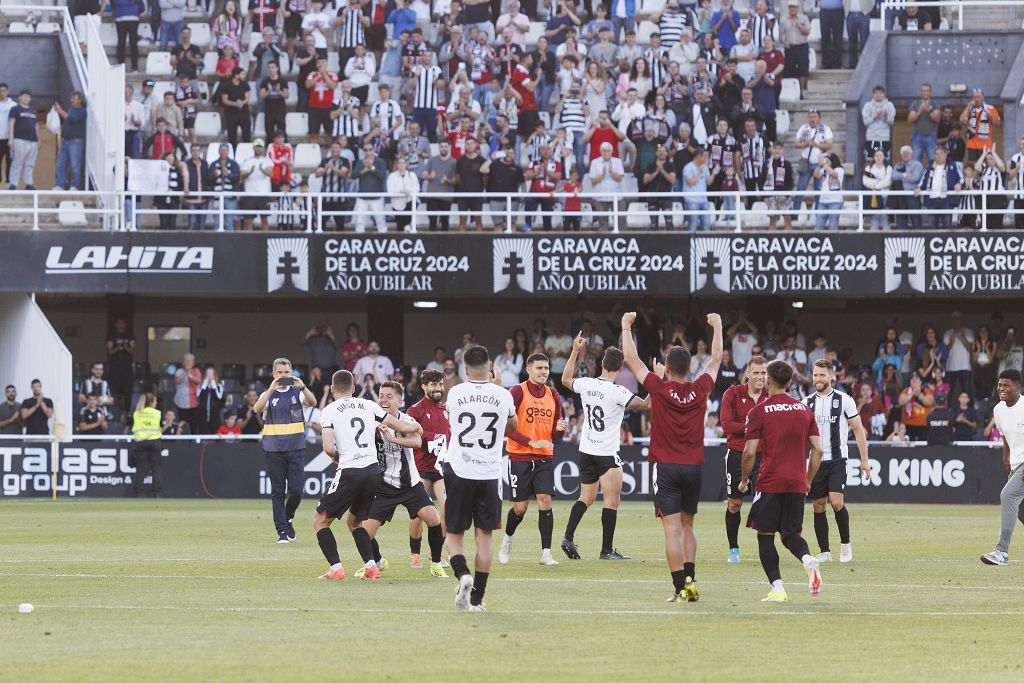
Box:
[2,603,1024,617]
[1,557,1018,564]
[2,572,1022,592]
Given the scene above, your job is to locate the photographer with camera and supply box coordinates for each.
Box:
[254,357,318,544]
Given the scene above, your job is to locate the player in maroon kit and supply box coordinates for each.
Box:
[621,310,723,603]
[405,369,451,570]
[719,356,768,563]
[740,360,824,603]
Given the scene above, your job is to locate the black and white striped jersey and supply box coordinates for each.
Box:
[803,390,858,461]
[376,410,418,489]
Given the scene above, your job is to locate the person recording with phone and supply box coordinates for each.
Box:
[254,357,319,544]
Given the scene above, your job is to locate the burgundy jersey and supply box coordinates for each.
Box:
[406,397,450,474]
[743,393,819,494]
[643,373,714,465]
[720,383,767,452]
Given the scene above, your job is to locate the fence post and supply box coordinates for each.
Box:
[734,193,743,232]
[957,2,963,30]
[858,192,865,231]
[410,195,418,233]
[32,192,39,231]
[612,195,620,233]
[981,190,988,231]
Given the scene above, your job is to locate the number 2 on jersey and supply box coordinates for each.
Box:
[457,411,500,449]
[350,417,368,448]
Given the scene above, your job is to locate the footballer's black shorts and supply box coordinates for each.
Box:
[418,468,444,483]
[508,458,555,501]
[367,482,435,524]
[725,449,761,499]
[808,458,847,500]
[444,469,502,533]
[316,463,378,520]
[652,462,702,517]
[579,451,622,485]
[747,491,805,537]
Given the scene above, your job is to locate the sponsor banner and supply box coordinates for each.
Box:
[690,234,881,295]
[0,440,1007,504]
[3,231,1024,297]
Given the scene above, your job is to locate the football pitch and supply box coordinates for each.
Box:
[3,499,1023,681]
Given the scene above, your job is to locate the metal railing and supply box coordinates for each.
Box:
[11,187,1023,232]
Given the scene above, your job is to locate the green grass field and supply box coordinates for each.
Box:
[2,499,1023,681]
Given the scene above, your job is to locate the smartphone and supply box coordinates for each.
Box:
[278,377,296,386]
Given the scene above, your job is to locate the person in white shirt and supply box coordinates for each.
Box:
[794,109,834,209]
[442,345,518,611]
[239,138,275,230]
[612,87,645,136]
[544,320,574,374]
[494,0,530,49]
[386,156,420,231]
[668,28,699,76]
[301,0,334,50]
[981,370,1024,566]
[560,334,648,560]
[352,341,396,384]
[943,311,976,400]
[730,28,758,82]
[344,44,377,101]
[314,369,422,581]
[588,142,626,230]
[813,152,845,231]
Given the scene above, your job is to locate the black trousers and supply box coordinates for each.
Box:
[116,20,140,71]
[0,139,9,183]
[427,198,451,231]
[224,108,252,146]
[267,450,305,533]
[132,441,162,495]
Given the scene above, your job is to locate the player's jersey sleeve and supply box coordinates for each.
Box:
[694,372,715,397]
[500,387,516,419]
[320,404,338,431]
[642,372,665,394]
[615,383,635,408]
[993,405,1005,436]
[744,405,764,442]
[841,393,858,420]
[370,400,387,423]
[571,377,585,394]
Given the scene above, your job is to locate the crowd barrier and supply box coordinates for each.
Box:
[0,437,1005,504]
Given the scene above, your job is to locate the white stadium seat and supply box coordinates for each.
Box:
[808,47,817,72]
[99,22,117,47]
[776,109,790,135]
[153,81,176,99]
[286,81,298,107]
[203,51,219,74]
[810,18,821,42]
[253,112,266,137]
[194,111,222,138]
[294,143,322,169]
[285,113,308,139]
[145,52,174,76]
[206,143,227,164]
[526,22,545,47]
[637,20,658,46]
[58,201,88,226]
[187,22,211,48]
[779,78,800,105]
[36,22,61,34]
[8,22,33,33]
[138,22,154,42]
[626,202,649,229]
[234,143,256,165]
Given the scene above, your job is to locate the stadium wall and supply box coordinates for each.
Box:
[0,440,1005,504]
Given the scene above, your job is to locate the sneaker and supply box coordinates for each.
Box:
[410,553,422,569]
[25,185,34,190]
[839,543,853,563]
[317,566,346,580]
[804,556,823,596]
[52,185,64,191]
[598,548,631,560]
[498,536,513,564]
[69,186,79,192]
[666,591,686,603]
[761,589,788,602]
[438,558,450,568]
[8,184,15,191]
[816,551,832,562]
[277,531,290,544]
[286,520,296,542]
[376,558,389,572]
[430,562,449,579]
[561,538,581,560]
[455,573,473,610]
[540,551,559,566]
[361,563,381,580]
[981,550,1009,566]
[683,577,699,602]
[727,547,741,564]
[467,603,486,612]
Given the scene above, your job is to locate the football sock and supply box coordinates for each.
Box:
[757,534,782,584]
[601,508,617,553]
[683,562,696,582]
[470,571,489,606]
[670,569,687,593]
[538,509,554,550]
[316,529,340,566]
[725,509,741,548]
[450,553,470,579]
[370,538,382,564]
[781,532,811,561]
[410,535,422,555]
[813,511,830,552]
[351,527,375,564]
[834,506,851,544]
[427,523,444,563]
[564,500,588,542]
[505,509,525,537]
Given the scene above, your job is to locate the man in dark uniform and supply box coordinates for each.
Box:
[105,317,136,416]
[740,360,823,603]
[253,357,318,544]
[405,369,451,568]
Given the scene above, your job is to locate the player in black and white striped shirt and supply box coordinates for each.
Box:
[333,0,369,66]
[331,80,363,138]
[79,362,113,407]
[358,381,449,579]
[370,84,405,141]
[1008,136,1024,228]
[802,359,869,564]
[645,33,670,90]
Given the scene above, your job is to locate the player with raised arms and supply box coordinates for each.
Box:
[314,370,422,581]
[442,345,518,611]
[620,310,723,603]
[559,333,649,560]
[741,359,823,602]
